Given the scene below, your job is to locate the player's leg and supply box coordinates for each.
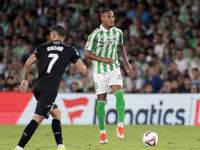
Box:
[93,72,109,143]
[109,69,125,139]
[111,85,125,123]
[111,85,125,139]
[15,90,57,150]
[14,114,44,150]
[14,90,42,150]
[96,93,107,144]
[51,106,66,150]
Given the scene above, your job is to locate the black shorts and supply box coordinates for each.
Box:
[33,89,58,119]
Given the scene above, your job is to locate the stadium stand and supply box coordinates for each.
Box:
[0,0,200,93]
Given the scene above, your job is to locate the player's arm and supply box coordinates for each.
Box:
[74,59,86,75]
[117,44,133,73]
[20,54,37,93]
[70,47,86,75]
[117,29,133,73]
[84,50,114,65]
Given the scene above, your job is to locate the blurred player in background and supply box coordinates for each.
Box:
[84,9,133,144]
[14,25,86,150]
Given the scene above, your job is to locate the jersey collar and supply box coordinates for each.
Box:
[53,40,62,42]
[100,24,113,32]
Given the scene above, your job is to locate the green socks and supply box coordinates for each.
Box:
[115,90,125,122]
[96,90,125,130]
[96,101,106,130]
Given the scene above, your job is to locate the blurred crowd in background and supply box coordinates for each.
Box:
[0,0,200,93]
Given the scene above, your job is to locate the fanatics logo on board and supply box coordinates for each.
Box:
[63,97,89,124]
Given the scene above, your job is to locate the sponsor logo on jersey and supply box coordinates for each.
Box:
[47,46,64,52]
[63,97,89,124]
[96,41,117,45]
[85,42,90,47]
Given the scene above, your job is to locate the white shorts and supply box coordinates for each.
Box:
[93,68,123,95]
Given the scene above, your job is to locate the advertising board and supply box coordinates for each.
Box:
[1,92,200,126]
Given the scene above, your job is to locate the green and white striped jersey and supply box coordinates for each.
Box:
[85,24,123,74]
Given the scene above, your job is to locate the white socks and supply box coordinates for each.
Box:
[118,122,123,128]
[58,144,65,148]
[100,123,123,134]
[100,130,106,134]
[15,146,23,150]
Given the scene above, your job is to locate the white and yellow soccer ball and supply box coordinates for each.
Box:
[143,131,158,146]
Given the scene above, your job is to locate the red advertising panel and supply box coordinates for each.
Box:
[194,100,200,126]
[0,92,33,124]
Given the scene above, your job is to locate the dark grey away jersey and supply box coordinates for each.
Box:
[33,40,80,93]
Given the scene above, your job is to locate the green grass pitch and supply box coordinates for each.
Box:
[0,125,200,150]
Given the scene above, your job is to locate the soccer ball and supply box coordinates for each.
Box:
[143,131,158,146]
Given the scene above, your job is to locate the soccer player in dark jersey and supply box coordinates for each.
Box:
[14,25,86,150]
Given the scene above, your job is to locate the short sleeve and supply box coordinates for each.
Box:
[70,47,80,64]
[84,32,97,51]
[118,31,123,45]
[33,45,41,60]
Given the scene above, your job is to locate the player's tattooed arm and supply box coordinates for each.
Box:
[84,49,114,65]
[117,45,133,74]
[74,59,86,75]
[117,45,129,64]
[84,49,103,61]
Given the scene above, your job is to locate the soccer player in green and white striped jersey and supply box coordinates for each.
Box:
[84,9,133,144]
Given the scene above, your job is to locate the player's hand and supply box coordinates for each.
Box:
[124,62,133,74]
[20,80,29,93]
[102,58,114,65]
